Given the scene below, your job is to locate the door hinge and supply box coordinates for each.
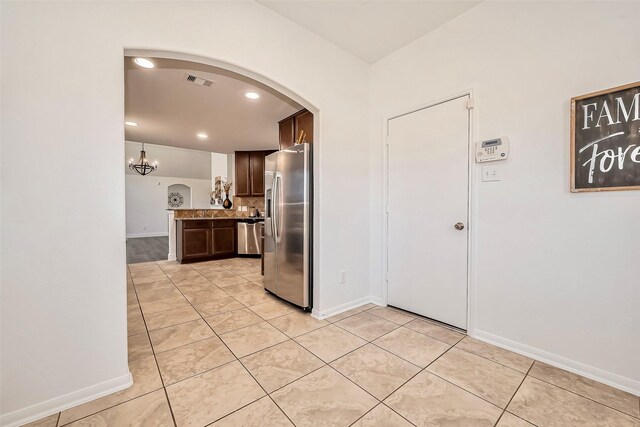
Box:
[466,98,475,109]
[385,271,389,281]
[385,204,390,213]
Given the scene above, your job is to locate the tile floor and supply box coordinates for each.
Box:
[24,258,640,427]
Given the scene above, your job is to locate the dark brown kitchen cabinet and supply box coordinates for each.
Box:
[234,151,251,196]
[235,151,266,197]
[176,219,237,263]
[278,109,314,150]
[212,220,236,256]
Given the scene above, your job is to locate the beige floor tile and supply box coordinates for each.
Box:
[166,361,265,427]
[128,261,159,270]
[139,295,191,315]
[331,344,420,400]
[182,287,230,305]
[59,356,163,425]
[220,322,289,358]
[166,269,202,282]
[234,290,277,307]
[149,319,215,353]
[508,376,638,427]
[64,390,173,427]
[295,324,367,363]
[21,413,59,427]
[132,279,174,292]
[211,276,249,288]
[269,311,329,338]
[405,318,465,345]
[204,308,264,334]
[144,306,201,331]
[272,366,378,426]
[174,281,214,295]
[249,300,297,320]
[427,347,525,408]
[373,327,450,368]
[211,396,293,427]
[131,274,168,285]
[352,404,413,427]
[201,271,238,281]
[335,312,399,341]
[127,333,153,362]
[367,306,416,325]
[171,275,211,286]
[127,314,147,336]
[129,268,164,279]
[241,340,324,392]
[240,273,264,282]
[156,336,235,385]
[385,370,502,427]
[326,307,365,323]
[127,290,139,306]
[136,286,182,303]
[528,361,640,418]
[193,297,245,317]
[496,412,535,427]
[455,337,533,373]
[357,303,379,311]
[223,282,264,297]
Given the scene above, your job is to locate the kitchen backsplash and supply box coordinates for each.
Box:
[233,196,264,211]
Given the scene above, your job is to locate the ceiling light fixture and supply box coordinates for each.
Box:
[128,143,158,176]
[125,121,139,126]
[197,133,208,139]
[245,92,260,99]
[133,57,155,69]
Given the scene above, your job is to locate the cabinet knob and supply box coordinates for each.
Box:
[454,222,465,230]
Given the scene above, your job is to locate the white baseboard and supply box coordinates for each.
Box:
[1,372,133,427]
[312,296,382,320]
[472,329,640,397]
[126,232,168,238]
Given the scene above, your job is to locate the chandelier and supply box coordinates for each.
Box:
[128,143,158,176]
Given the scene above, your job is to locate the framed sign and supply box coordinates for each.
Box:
[571,82,640,192]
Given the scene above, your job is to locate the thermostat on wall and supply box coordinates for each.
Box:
[476,137,509,162]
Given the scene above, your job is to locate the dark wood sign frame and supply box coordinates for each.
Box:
[570,81,640,192]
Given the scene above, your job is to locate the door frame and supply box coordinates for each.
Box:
[381,89,477,333]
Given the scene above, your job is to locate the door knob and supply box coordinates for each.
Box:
[454,222,465,230]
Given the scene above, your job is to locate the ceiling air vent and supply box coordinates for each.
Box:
[183,73,216,87]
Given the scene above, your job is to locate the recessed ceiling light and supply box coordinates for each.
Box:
[245,92,260,99]
[125,121,139,126]
[197,133,208,139]
[133,57,155,69]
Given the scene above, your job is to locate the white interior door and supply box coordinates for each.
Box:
[387,95,470,329]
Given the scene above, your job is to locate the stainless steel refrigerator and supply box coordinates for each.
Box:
[263,144,312,309]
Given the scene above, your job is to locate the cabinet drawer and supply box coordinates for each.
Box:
[212,220,236,228]
[183,220,211,229]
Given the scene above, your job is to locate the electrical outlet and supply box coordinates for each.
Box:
[340,270,347,284]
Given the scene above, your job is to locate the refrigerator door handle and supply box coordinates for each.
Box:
[274,174,283,243]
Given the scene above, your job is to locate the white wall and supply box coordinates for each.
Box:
[370,1,640,393]
[126,176,211,237]
[1,1,370,424]
[125,141,213,237]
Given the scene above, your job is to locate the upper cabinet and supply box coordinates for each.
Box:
[278,109,314,151]
[235,151,266,197]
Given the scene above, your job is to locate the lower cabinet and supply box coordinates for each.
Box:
[177,219,237,263]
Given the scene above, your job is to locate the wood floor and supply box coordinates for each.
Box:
[126,236,168,264]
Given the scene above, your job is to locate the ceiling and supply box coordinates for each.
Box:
[258,1,481,64]
[125,57,302,153]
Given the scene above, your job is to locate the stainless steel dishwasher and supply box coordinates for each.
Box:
[237,219,262,255]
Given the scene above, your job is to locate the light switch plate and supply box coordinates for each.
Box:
[482,165,501,182]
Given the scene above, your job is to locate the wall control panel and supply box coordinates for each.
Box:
[476,137,509,162]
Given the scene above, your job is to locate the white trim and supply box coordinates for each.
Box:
[312,296,382,320]
[1,372,133,427]
[126,232,169,238]
[472,329,640,396]
[381,89,476,331]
